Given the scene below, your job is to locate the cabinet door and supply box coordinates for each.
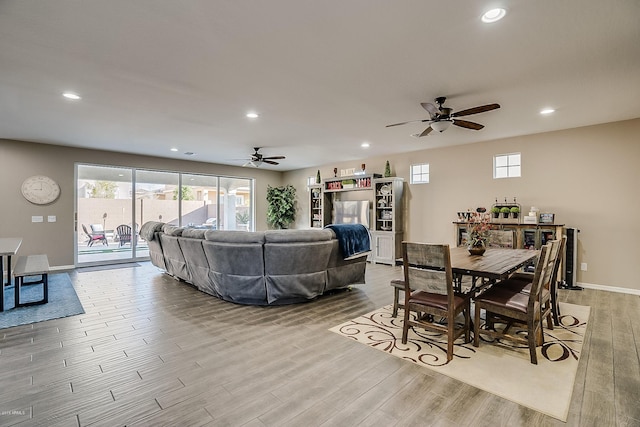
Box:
[373,233,394,265]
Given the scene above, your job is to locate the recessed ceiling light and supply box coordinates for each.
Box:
[184,152,195,156]
[540,108,555,115]
[481,8,506,23]
[246,112,259,119]
[361,142,370,148]
[170,148,178,152]
[62,92,81,100]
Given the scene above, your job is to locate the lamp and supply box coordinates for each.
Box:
[430,120,453,133]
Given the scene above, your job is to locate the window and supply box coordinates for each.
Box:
[494,153,521,178]
[410,163,429,184]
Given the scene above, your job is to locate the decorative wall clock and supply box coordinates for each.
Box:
[21,175,61,205]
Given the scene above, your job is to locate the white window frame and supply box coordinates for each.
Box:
[410,163,430,184]
[494,153,521,179]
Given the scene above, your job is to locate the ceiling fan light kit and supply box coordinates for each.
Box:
[430,120,453,133]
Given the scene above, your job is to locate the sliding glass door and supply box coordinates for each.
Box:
[76,165,135,264]
[134,170,180,259]
[76,164,254,266]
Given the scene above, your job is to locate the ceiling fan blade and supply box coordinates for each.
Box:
[452,103,500,117]
[386,119,430,127]
[421,102,438,117]
[418,126,433,137]
[453,119,485,130]
[263,156,285,160]
[263,159,279,165]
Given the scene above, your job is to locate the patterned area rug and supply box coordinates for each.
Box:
[329,302,590,421]
[1,274,85,329]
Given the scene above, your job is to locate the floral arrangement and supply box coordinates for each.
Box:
[467,213,492,247]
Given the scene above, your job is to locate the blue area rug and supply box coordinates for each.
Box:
[0,274,85,329]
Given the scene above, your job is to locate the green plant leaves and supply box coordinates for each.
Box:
[266,184,297,229]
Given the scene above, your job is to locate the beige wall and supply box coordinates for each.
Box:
[0,139,284,267]
[285,118,640,292]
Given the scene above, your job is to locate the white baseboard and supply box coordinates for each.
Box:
[578,282,640,296]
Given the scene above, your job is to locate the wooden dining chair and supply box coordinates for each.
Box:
[473,244,553,364]
[494,238,564,327]
[401,242,471,363]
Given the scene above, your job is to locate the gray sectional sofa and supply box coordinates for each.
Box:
[140,221,369,305]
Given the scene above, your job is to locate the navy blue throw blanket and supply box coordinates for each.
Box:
[325,224,371,260]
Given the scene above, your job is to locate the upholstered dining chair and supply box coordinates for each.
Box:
[401,242,471,363]
[473,244,553,364]
[116,224,133,247]
[494,238,564,327]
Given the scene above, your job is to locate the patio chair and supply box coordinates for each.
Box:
[116,224,132,247]
[82,224,108,247]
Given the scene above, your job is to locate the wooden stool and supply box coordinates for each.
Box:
[13,254,50,307]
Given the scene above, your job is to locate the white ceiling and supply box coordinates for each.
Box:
[1,1,639,172]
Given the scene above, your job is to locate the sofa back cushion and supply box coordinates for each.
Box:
[182,228,207,239]
[264,229,332,243]
[140,221,165,241]
[163,224,184,236]
[205,230,265,243]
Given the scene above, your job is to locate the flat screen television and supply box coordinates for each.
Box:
[332,200,370,228]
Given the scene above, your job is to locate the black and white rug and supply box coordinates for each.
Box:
[330,302,590,421]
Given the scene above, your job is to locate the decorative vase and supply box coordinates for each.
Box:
[468,244,486,256]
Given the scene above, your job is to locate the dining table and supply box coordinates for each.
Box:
[1,237,23,311]
[449,246,539,294]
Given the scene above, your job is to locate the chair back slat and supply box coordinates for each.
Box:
[527,244,551,310]
[402,242,452,297]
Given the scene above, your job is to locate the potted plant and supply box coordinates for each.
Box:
[316,170,321,184]
[490,206,501,219]
[500,206,510,218]
[384,160,392,177]
[510,206,520,218]
[266,184,297,229]
[467,214,491,255]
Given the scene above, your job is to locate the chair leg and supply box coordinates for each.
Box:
[401,303,410,344]
[551,282,561,326]
[528,318,538,365]
[392,287,399,318]
[447,320,454,362]
[464,301,471,343]
[473,305,481,347]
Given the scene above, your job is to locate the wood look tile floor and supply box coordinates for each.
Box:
[1,262,639,426]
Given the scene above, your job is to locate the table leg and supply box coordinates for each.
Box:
[6,255,12,288]
[0,256,4,311]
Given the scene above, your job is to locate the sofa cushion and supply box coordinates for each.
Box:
[205,230,265,243]
[182,228,207,239]
[139,221,165,241]
[163,224,184,236]
[264,229,332,243]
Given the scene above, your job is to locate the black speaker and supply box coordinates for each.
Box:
[561,227,582,290]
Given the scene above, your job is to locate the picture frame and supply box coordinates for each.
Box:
[539,213,555,224]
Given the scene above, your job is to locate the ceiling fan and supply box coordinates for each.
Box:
[242,147,285,167]
[386,96,500,137]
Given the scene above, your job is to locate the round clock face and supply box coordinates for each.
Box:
[21,175,61,205]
